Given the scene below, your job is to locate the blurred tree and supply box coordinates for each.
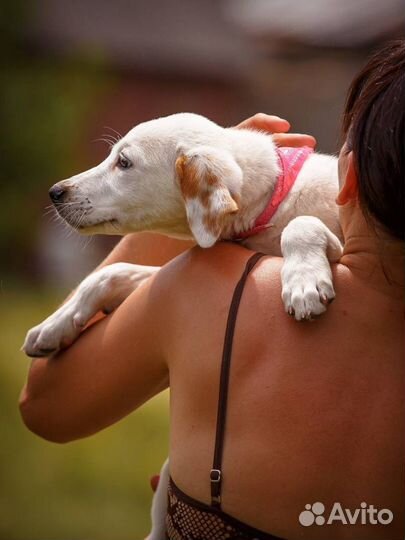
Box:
[0,1,111,283]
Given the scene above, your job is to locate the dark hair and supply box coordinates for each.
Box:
[342,40,405,242]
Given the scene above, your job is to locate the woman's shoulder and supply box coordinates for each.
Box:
[161,243,283,287]
[149,243,283,327]
[153,241,388,323]
[154,243,359,313]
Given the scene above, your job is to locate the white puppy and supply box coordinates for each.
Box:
[23,112,343,538]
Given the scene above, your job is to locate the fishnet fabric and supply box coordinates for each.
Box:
[166,480,269,540]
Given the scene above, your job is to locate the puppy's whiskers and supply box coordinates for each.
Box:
[93,127,122,151]
[93,137,115,149]
[81,234,94,251]
[43,202,80,216]
[104,126,123,144]
[106,219,118,232]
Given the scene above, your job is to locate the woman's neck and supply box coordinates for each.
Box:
[339,203,405,300]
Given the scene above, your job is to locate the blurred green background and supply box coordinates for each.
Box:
[1,0,403,539]
[1,290,169,540]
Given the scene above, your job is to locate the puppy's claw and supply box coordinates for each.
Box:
[73,315,86,329]
[25,347,58,358]
[38,347,58,355]
[320,293,335,306]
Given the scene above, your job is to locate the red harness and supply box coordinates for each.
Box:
[232,146,313,241]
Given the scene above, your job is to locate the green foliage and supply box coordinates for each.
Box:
[0,52,111,278]
[0,290,169,540]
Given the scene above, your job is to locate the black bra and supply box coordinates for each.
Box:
[166,253,285,540]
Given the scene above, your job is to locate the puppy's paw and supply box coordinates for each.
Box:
[22,305,84,358]
[21,263,161,358]
[281,260,335,321]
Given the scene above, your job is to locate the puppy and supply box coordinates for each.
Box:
[23,112,343,538]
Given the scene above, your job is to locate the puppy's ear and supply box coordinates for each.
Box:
[175,146,241,247]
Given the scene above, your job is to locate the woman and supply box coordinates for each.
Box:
[20,41,405,540]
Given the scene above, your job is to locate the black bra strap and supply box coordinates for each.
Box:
[210,252,265,508]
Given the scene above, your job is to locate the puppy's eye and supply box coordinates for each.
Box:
[117,153,132,170]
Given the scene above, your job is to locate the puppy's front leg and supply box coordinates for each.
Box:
[281,216,343,321]
[23,263,159,358]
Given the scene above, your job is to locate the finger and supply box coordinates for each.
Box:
[273,133,317,148]
[150,474,160,492]
[236,113,290,133]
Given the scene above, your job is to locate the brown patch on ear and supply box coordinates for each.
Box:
[203,189,238,238]
[176,155,220,208]
[206,172,219,187]
[203,213,221,238]
[202,213,223,239]
[175,155,200,199]
[176,153,239,245]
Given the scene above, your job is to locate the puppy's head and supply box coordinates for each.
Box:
[49,113,241,245]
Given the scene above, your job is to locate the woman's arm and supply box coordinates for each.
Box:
[19,269,171,443]
[99,233,194,268]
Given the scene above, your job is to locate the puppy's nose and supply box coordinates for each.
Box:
[49,184,67,203]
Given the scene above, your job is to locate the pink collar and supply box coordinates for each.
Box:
[232,146,313,241]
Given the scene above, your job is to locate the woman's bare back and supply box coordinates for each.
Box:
[167,243,405,540]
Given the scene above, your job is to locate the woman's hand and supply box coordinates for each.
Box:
[236,113,316,148]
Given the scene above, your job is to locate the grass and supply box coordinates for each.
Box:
[0,289,169,540]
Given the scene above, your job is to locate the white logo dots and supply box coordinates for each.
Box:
[299,502,326,526]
